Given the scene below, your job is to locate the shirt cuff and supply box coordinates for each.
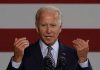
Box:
[12,60,21,69]
[79,59,88,68]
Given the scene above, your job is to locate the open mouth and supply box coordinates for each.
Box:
[45,36,52,38]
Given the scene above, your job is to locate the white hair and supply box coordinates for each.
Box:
[35,6,62,25]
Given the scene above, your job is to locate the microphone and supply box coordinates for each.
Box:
[43,56,55,70]
[58,53,66,70]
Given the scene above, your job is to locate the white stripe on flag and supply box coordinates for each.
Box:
[0,52,100,70]
[0,4,100,28]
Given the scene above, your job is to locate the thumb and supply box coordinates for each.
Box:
[86,40,89,43]
[15,38,18,41]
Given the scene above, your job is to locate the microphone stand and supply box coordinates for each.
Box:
[43,56,55,70]
[58,53,66,70]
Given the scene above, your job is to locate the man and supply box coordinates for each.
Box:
[7,6,92,70]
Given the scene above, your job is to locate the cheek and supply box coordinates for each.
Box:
[55,28,61,35]
[39,29,46,37]
[37,27,45,33]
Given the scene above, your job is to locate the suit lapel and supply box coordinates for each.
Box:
[56,42,66,67]
[56,42,71,69]
[56,42,78,70]
[32,41,44,70]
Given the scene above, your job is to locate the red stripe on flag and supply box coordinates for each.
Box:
[0,29,100,52]
[0,0,100,3]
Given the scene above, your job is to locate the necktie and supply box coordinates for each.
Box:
[46,46,55,67]
[43,46,55,70]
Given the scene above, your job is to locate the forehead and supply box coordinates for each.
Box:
[39,10,59,18]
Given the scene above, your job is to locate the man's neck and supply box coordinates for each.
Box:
[41,39,58,46]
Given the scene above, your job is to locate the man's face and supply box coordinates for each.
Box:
[36,11,62,45]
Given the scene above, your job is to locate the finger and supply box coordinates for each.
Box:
[16,42,29,51]
[15,40,29,48]
[15,38,18,42]
[15,40,28,46]
[73,39,85,47]
[73,41,89,51]
[76,39,89,48]
[73,44,83,51]
[73,40,82,47]
[15,37,26,44]
[14,38,18,45]
[14,37,27,45]
[77,38,89,44]
[86,40,89,43]
[19,43,29,49]
[19,43,29,51]
[76,38,86,44]
[73,44,77,49]
[73,43,82,50]
[73,40,85,49]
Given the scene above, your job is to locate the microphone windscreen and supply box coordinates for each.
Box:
[58,52,67,67]
[43,56,55,70]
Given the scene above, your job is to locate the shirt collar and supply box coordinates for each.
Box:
[39,39,59,52]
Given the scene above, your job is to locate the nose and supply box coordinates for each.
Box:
[46,25,51,34]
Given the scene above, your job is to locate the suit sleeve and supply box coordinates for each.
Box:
[77,59,93,70]
[73,47,93,70]
[6,57,24,70]
[6,44,32,70]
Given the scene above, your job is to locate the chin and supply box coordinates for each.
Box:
[44,40,55,46]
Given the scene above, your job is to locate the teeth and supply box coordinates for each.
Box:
[47,36,50,38]
[46,36,51,37]
[46,36,51,38]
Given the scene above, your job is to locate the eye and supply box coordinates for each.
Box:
[40,24,46,27]
[51,24,56,27]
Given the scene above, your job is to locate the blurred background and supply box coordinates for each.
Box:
[0,3,100,70]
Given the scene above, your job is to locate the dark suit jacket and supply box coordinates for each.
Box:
[7,40,92,70]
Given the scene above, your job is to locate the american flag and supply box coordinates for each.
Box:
[0,0,100,70]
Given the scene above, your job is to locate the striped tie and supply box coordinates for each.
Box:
[46,46,55,67]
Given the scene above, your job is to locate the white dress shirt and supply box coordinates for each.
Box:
[39,40,59,66]
[12,40,88,68]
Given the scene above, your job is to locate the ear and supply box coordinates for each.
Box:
[35,22,39,33]
[59,22,62,33]
[35,26,39,33]
[36,28,38,33]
